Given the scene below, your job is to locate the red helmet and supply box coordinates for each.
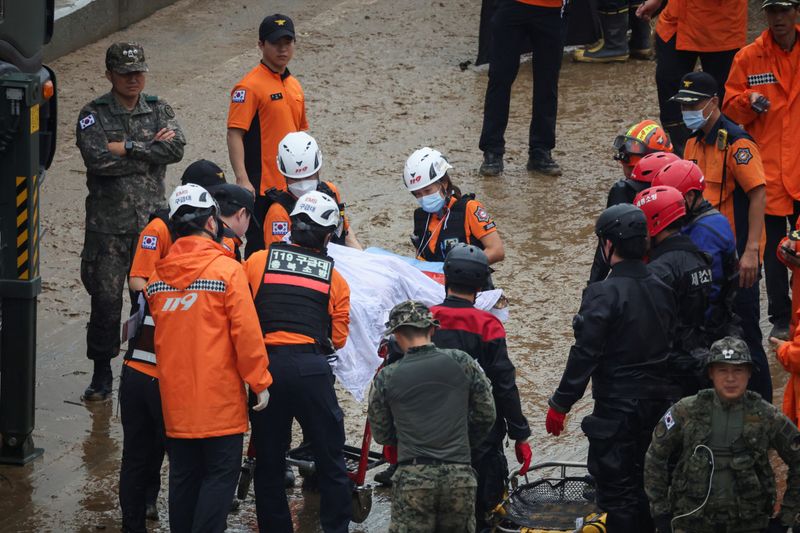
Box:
[630,152,681,183]
[652,160,706,195]
[633,186,687,237]
[613,120,673,166]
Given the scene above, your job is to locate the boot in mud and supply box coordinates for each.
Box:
[573,11,630,63]
[628,6,653,60]
[83,359,113,401]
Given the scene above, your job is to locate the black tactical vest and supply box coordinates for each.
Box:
[411,194,484,262]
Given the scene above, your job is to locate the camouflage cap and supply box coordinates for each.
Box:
[706,336,753,367]
[105,42,149,73]
[383,300,440,336]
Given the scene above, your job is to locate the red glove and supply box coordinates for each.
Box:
[545,407,566,436]
[383,445,397,464]
[514,440,532,475]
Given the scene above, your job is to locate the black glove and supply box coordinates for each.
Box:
[653,514,672,533]
[765,518,788,533]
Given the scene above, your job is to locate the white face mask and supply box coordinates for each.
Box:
[288,179,318,198]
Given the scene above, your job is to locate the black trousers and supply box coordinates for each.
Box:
[244,194,270,259]
[764,206,800,326]
[583,399,670,532]
[473,444,508,530]
[654,34,738,152]
[119,365,166,533]
[168,433,243,533]
[250,349,351,533]
[735,281,773,403]
[479,0,565,156]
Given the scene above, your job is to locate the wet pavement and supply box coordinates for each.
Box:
[0,0,781,530]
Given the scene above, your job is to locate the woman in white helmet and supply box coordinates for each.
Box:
[264,131,362,249]
[404,147,505,264]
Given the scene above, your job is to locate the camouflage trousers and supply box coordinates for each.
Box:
[389,463,477,533]
[80,231,138,360]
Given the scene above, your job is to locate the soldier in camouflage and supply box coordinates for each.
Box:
[368,300,496,533]
[76,42,185,400]
[645,337,800,533]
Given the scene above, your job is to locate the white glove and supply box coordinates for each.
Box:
[252,388,270,411]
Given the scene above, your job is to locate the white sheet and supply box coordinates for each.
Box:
[327,244,504,401]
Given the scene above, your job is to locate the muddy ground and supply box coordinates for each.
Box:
[0,0,778,531]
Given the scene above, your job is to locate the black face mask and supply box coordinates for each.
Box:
[201,216,225,243]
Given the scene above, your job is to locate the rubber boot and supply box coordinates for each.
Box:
[628,6,653,59]
[573,11,630,63]
[83,359,113,401]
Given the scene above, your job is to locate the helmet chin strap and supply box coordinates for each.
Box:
[599,237,615,266]
[201,216,224,243]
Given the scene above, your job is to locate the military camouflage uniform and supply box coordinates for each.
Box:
[644,337,800,532]
[76,42,185,362]
[368,300,496,533]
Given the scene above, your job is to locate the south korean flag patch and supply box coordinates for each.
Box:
[663,409,676,430]
[79,114,96,130]
[232,89,246,103]
[141,235,158,250]
[272,221,289,236]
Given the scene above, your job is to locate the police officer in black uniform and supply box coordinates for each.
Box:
[545,203,677,532]
[635,185,714,396]
[244,191,351,533]
[429,244,532,529]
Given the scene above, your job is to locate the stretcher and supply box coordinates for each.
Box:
[491,461,605,533]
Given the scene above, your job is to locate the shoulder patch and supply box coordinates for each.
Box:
[663,409,676,430]
[232,89,246,103]
[163,104,175,119]
[79,114,96,130]
[272,221,289,236]
[734,147,753,166]
[270,92,283,101]
[483,222,496,231]
[141,235,158,250]
[473,205,491,223]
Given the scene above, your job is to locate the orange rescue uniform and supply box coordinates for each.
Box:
[416,195,498,261]
[243,247,351,349]
[655,0,748,52]
[723,26,800,217]
[684,116,765,243]
[263,182,349,246]
[146,236,271,438]
[777,319,800,424]
[227,63,308,195]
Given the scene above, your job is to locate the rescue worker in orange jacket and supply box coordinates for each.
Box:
[404,147,505,264]
[723,0,800,340]
[120,160,226,531]
[636,0,749,154]
[771,235,800,424]
[263,131,361,249]
[243,190,352,532]
[145,184,271,532]
[672,71,771,402]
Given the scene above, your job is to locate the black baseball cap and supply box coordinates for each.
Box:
[669,72,718,104]
[181,160,227,188]
[259,14,295,43]
[209,183,259,225]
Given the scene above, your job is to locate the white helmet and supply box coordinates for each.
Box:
[290,190,340,229]
[403,147,452,192]
[277,131,323,179]
[168,183,218,219]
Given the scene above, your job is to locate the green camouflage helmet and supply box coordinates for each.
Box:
[383,300,440,335]
[706,336,753,367]
[105,42,149,73]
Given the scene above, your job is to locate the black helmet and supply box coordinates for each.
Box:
[444,244,490,288]
[595,204,648,244]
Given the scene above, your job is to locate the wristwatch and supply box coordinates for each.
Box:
[124,139,134,154]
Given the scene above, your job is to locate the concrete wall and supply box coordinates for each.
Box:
[44,0,181,61]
